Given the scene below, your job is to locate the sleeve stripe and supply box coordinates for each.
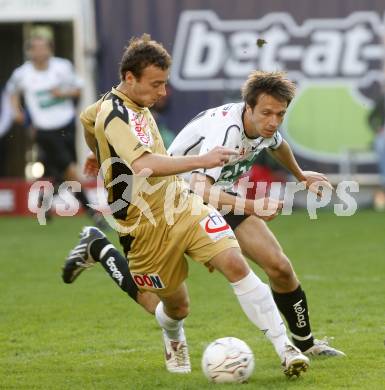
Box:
[104,97,129,130]
[183,136,205,155]
[222,125,240,146]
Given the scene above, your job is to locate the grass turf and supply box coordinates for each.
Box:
[0,210,384,389]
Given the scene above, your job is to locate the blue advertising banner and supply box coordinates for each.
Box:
[95,0,385,173]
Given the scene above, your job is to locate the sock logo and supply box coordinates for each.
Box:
[293,299,307,328]
[106,257,124,286]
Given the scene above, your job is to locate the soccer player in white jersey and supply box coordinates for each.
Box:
[7,35,106,227]
[168,70,345,358]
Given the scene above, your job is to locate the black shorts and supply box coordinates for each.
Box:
[222,211,249,230]
[36,122,76,180]
[213,190,250,231]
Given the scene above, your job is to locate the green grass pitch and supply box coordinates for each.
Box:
[0,210,384,389]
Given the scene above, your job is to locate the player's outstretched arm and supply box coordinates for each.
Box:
[269,140,333,196]
[131,146,238,177]
[269,139,305,181]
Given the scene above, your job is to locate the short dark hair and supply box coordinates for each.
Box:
[119,34,172,81]
[241,71,296,109]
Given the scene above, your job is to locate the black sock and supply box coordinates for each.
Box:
[37,187,53,220]
[90,238,139,301]
[272,285,314,351]
[74,190,92,213]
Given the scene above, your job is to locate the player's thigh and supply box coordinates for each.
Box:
[209,247,250,282]
[235,216,285,269]
[125,221,189,297]
[185,209,240,267]
[183,208,249,282]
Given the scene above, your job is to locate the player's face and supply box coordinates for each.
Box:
[246,94,287,138]
[126,65,169,107]
[28,39,52,64]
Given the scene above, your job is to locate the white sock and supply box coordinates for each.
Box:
[231,271,291,360]
[155,301,185,341]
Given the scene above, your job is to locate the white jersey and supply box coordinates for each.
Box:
[7,57,82,130]
[0,87,12,137]
[168,102,283,192]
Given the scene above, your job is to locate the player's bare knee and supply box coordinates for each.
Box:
[266,252,295,282]
[178,303,190,319]
[170,304,190,320]
[210,249,249,282]
[224,254,250,282]
[164,299,190,320]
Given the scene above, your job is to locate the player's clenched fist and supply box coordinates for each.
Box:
[200,146,239,168]
[253,197,283,221]
[301,170,333,198]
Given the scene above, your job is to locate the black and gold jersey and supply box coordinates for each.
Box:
[81,87,187,228]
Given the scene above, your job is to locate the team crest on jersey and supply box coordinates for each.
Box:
[131,272,165,289]
[221,104,233,117]
[200,212,234,241]
[129,111,153,146]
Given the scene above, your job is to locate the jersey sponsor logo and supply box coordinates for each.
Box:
[129,112,153,146]
[131,272,165,289]
[200,212,234,241]
[219,159,255,183]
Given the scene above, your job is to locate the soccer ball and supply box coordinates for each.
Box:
[201,337,255,383]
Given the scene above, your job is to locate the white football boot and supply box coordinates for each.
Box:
[281,344,310,378]
[162,331,191,374]
[304,337,346,358]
